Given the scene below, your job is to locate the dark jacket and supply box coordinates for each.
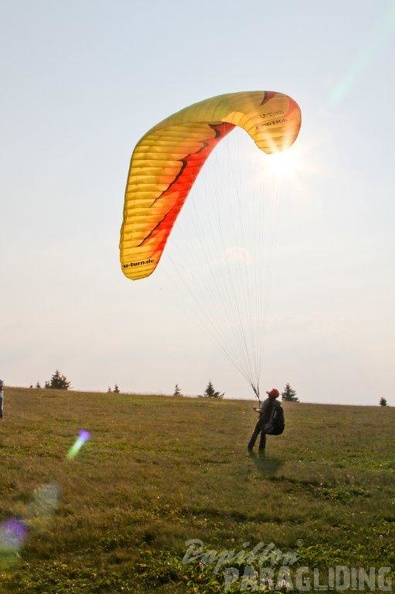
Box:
[256,397,276,426]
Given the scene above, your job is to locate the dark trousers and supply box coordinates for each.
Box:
[248,421,266,450]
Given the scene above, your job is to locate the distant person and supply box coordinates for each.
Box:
[0,380,4,418]
[247,388,280,452]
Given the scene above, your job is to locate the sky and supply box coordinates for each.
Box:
[1,0,394,405]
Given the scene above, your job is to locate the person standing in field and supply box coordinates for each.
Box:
[0,379,4,418]
[247,388,280,452]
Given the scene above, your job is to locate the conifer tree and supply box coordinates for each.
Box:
[45,370,71,390]
[173,384,182,396]
[202,380,224,399]
[281,383,299,402]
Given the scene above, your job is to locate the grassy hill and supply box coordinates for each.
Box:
[0,387,394,593]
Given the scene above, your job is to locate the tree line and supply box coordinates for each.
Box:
[32,372,390,406]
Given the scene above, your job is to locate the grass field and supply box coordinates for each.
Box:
[0,387,394,593]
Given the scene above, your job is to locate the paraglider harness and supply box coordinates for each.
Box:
[252,385,285,436]
[263,400,285,435]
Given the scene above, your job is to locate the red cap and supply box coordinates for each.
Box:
[266,388,280,399]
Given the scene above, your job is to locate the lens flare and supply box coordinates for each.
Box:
[223,247,253,266]
[0,518,28,552]
[66,429,91,461]
[328,3,395,107]
[28,483,60,521]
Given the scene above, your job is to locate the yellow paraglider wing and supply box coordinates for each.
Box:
[120,90,301,280]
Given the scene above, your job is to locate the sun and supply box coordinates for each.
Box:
[249,141,307,186]
[241,132,320,200]
[266,145,301,179]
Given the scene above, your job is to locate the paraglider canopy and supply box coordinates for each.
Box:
[119,90,302,400]
[120,90,301,280]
